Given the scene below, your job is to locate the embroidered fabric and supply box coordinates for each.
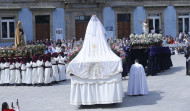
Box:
[67,15,123,79]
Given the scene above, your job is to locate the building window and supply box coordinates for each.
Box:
[75,16,91,22]
[1,17,15,39]
[178,13,189,34]
[148,14,161,34]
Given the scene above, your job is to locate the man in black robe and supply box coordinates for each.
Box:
[185,43,190,75]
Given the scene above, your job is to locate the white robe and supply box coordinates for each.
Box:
[25,62,32,84]
[9,63,15,84]
[127,63,149,95]
[32,62,38,84]
[21,64,26,83]
[70,73,124,105]
[0,63,4,84]
[37,60,44,83]
[55,47,62,53]
[0,64,1,84]
[44,61,53,84]
[4,62,10,84]
[15,62,21,84]
[51,57,59,82]
[58,56,66,81]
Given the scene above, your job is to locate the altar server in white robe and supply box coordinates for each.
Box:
[51,53,59,82]
[37,55,44,85]
[32,56,38,86]
[0,60,1,85]
[0,58,5,85]
[21,56,27,85]
[15,57,21,85]
[58,53,67,81]
[127,59,148,96]
[25,58,32,85]
[4,58,10,85]
[9,57,15,85]
[44,55,53,85]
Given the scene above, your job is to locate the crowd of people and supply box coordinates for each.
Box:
[0,33,180,87]
[162,33,189,46]
[25,38,83,56]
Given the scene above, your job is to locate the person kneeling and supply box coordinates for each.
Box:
[127,59,148,96]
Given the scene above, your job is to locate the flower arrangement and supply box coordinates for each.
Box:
[0,44,46,57]
[67,46,82,62]
[67,44,126,65]
[130,33,163,49]
[111,43,126,65]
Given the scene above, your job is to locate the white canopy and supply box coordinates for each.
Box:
[67,15,123,79]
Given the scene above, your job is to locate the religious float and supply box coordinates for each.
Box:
[127,18,172,76]
[0,44,46,58]
[0,21,46,58]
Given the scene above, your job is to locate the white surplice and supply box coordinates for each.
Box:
[37,60,44,83]
[127,63,149,95]
[55,47,62,53]
[9,63,15,84]
[25,62,32,84]
[67,15,124,105]
[21,63,26,84]
[4,62,10,84]
[32,62,38,84]
[15,62,21,84]
[0,64,1,84]
[51,57,59,82]
[58,56,66,81]
[44,61,53,84]
[0,63,4,84]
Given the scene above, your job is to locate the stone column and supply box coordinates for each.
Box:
[133,7,146,35]
[164,6,177,37]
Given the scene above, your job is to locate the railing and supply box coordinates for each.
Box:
[165,43,187,48]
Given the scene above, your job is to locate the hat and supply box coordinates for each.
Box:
[21,56,26,64]
[38,55,43,61]
[4,57,9,62]
[47,52,51,57]
[16,57,20,63]
[44,55,50,62]
[59,52,64,57]
[10,57,14,65]
[32,56,37,62]
[26,57,31,63]
[52,52,58,58]
[1,57,5,63]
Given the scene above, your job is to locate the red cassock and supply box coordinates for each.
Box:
[3,109,15,111]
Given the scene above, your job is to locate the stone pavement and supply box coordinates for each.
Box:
[0,54,190,111]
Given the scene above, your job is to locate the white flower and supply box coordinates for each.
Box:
[139,34,143,39]
[135,34,139,39]
[158,34,162,38]
[130,34,134,39]
[153,33,158,38]
[148,34,153,38]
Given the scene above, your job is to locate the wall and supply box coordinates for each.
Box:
[133,7,146,35]
[53,8,66,40]
[0,42,14,47]
[164,6,176,37]
[19,8,33,41]
[103,7,115,39]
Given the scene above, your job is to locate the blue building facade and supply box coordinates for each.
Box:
[0,3,187,46]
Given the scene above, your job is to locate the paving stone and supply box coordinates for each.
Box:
[0,54,189,111]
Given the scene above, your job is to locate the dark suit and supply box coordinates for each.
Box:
[185,46,190,75]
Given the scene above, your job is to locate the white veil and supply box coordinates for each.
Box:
[67,15,123,79]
